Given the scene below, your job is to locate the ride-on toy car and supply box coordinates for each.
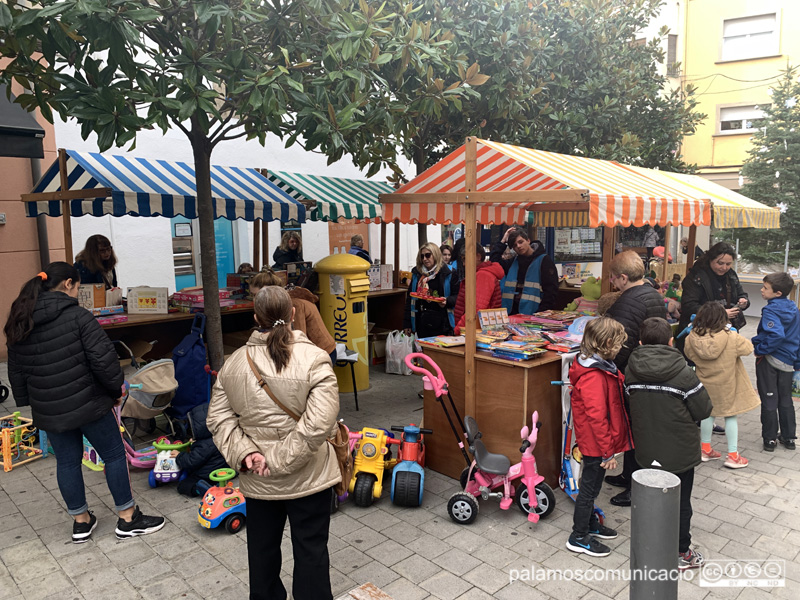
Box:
[348,427,400,507]
[389,424,432,507]
[148,437,191,488]
[197,468,247,534]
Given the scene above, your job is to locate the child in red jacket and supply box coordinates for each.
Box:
[567,316,632,557]
[453,242,504,334]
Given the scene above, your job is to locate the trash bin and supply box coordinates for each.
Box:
[315,254,371,392]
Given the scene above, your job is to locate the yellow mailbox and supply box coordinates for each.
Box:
[315,254,371,392]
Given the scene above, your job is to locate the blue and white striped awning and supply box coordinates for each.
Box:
[26,150,305,222]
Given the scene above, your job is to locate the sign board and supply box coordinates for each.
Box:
[328,222,369,256]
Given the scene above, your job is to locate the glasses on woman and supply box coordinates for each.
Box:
[421,252,433,259]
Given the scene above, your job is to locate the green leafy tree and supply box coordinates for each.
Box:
[0,0,470,369]
[720,66,800,266]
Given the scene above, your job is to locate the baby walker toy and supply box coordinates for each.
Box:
[552,380,605,524]
[404,353,555,525]
[0,412,44,472]
[197,468,247,534]
[389,424,432,507]
[148,437,191,488]
[348,427,400,507]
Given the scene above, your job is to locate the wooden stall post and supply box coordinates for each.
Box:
[687,225,697,267]
[394,220,401,288]
[464,137,478,418]
[262,224,269,269]
[661,226,672,282]
[601,226,616,294]
[380,221,387,266]
[58,149,73,262]
[252,221,261,270]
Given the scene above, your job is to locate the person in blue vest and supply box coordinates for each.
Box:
[490,227,559,315]
[403,243,453,338]
[348,234,371,263]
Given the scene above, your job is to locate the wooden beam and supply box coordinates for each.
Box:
[661,226,672,282]
[464,137,478,419]
[601,226,616,295]
[58,149,73,263]
[262,222,269,269]
[394,220,401,288]
[21,188,113,203]
[252,221,261,271]
[525,202,589,213]
[380,221,387,266]
[379,189,589,205]
[687,225,697,267]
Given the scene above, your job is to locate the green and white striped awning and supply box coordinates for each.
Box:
[267,170,393,222]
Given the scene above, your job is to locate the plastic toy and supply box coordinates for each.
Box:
[197,468,247,534]
[447,411,556,525]
[551,381,605,524]
[404,353,555,525]
[389,424,432,507]
[564,277,601,313]
[348,427,400,507]
[148,437,191,488]
[0,412,44,472]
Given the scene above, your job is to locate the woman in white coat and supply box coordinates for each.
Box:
[207,286,340,600]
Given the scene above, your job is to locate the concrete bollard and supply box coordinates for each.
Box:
[630,469,681,600]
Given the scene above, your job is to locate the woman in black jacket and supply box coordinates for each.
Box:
[403,243,453,338]
[74,234,118,289]
[5,263,164,544]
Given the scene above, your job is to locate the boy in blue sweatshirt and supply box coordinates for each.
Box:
[752,272,800,451]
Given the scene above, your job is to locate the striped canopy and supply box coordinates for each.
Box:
[382,139,711,228]
[621,166,780,229]
[26,150,305,222]
[267,170,392,222]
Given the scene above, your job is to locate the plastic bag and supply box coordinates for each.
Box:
[385,330,415,375]
[793,371,800,401]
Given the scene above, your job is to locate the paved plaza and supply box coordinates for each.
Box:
[0,322,798,599]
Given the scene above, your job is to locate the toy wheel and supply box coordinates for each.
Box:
[224,513,245,534]
[459,467,475,490]
[0,384,8,403]
[516,482,556,519]
[393,471,421,507]
[148,470,158,488]
[447,492,478,525]
[330,488,340,514]
[593,507,604,526]
[353,473,377,507]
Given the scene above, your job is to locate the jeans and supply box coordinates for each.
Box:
[246,488,332,600]
[757,357,796,442]
[573,456,604,537]
[676,468,694,553]
[45,410,135,515]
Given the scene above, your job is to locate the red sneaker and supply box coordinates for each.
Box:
[701,448,721,462]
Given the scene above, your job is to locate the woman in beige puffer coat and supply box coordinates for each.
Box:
[207,286,339,600]
[685,302,760,470]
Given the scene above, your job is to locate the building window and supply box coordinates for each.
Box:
[667,34,679,77]
[721,13,778,62]
[718,105,765,134]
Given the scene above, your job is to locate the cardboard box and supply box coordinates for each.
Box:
[78,284,106,309]
[380,265,394,289]
[369,327,392,365]
[127,287,169,314]
[367,265,381,291]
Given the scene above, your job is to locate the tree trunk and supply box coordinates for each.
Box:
[191,132,224,372]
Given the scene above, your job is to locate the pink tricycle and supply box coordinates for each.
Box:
[404,352,555,525]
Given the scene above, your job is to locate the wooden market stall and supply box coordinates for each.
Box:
[379,138,713,485]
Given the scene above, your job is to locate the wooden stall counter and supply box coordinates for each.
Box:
[421,345,563,488]
[367,287,407,332]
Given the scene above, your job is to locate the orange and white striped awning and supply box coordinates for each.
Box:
[381,139,711,228]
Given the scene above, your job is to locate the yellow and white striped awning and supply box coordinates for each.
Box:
[621,167,780,229]
[382,139,711,228]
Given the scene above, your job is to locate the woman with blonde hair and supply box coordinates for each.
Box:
[74,234,118,289]
[403,242,453,338]
[272,231,303,269]
[207,286,340,600]
[250,270,336,362]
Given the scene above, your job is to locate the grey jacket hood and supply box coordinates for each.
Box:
[626,344,688,383]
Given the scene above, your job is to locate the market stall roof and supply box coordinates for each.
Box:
[266,170,392,222]
[620,165,780,229]
[0,84,45,159]
[382,139,711,228]
[24,150,305,222]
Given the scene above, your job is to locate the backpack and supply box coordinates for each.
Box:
[168,313,208,421]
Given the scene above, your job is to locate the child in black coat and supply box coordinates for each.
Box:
[170,403,229,496]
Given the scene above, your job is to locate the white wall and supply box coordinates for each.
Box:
[54,121,432,291]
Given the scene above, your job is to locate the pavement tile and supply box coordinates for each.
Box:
[137,575,194,600]
[431,547,482,576]
[56,547,113,578]
[347,560,401,589]
[461,562,511,595]
[419,570,473,600]
[187,564,244,594]
[393,554,445,584]
[342,525,389,552]
[70,567,126,596]
[17,572,84,600]
[381,576,431,600]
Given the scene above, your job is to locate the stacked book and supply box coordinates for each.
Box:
[476,330,510,349]
[417,335,466,348]
[488,340,548,361]
[504,323,547,344]
[541,331,582,353]
[172,287,247,312]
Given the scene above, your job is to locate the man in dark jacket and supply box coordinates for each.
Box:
[604,250,666,506]
[172,403,229,496]
[490,227,559,315]
[625,317,712,570]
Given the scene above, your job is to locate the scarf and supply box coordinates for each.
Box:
[416,266,439,295]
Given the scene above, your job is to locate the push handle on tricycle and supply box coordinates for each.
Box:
[390,425,433,434]
[405,352,447,396]
[519,422,542,453]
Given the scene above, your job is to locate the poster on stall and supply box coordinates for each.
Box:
[328,222,369,256]
[555,230,570,252]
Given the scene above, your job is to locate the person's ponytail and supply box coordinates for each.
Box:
[253,286,294,373]
[4,262,81,347]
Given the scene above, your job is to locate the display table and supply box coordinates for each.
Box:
[101,305,256,358]
[421,345,563,488]
[367,287,407,331]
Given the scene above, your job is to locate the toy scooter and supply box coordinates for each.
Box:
[389,424,432,507]
[348,427,400,507]
[197,468,247,534]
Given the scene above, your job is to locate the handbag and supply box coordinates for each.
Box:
[245,350,353,499]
